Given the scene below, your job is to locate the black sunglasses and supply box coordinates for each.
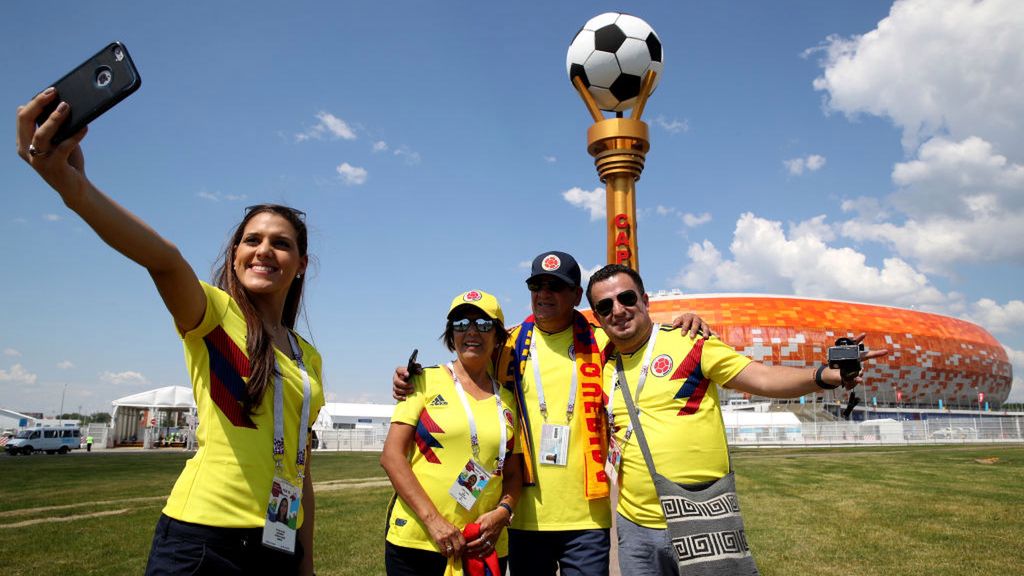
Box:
[527,279,571,293]
[244,204,306,221]
[593,290,639,317]
[451,318,495,333]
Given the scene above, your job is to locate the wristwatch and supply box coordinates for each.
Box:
[497,502,514,526]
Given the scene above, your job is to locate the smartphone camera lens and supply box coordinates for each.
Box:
[113,46,124,62]
[95,66,113,88]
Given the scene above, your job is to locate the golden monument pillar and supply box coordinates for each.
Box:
[573,72,656,271]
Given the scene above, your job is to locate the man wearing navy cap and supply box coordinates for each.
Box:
[395,251,710,575]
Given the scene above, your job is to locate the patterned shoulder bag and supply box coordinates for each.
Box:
[616,356,760,575]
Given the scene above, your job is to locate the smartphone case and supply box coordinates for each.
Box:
[37,41,141,145]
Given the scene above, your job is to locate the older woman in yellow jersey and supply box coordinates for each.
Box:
[381,290,523,576]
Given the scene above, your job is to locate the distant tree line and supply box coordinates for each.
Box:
[57,412,112,424]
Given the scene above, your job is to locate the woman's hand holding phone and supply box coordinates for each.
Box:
[16,88,89,199]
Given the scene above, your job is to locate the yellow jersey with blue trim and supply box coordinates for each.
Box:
[386,365,520,555]
[608,327,751,528]
[500,324,613,531]
[162,282,324,528]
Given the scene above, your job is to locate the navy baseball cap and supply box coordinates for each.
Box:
[526,251,581,288]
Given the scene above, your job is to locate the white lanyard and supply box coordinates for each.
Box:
[529,333,577,423]
[448,362,507,474]
[273,331,312,479]
[606,324,659,441]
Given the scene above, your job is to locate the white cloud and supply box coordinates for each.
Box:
[393,146,421,165]
[99,370,147,386]
[651,206,711,228]
[655,115,689,134]
[0,364,37,385]
[336,162,368,186]
[889,137,1024,219]
[3,348,21,357]
[682,212,712,228]
[296,111,357,142]
[1008,377,1024,404]
[783,154,826,175]
[43,214,61,222]
[969,299,1024,334]
[673,212,946,307]
[562,187,605,221]
[811,0,1024,157]
[197,190,247,202]
[543,155,557,164]
[811,1,1024,273]
[57,360,74,370]
[1004,346,1024,403]
[840,196,889,222]
[372,140,389,152]
[579,263,602,289]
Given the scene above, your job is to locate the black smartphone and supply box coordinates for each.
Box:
[36,42,141,145]
[407,349,421,376]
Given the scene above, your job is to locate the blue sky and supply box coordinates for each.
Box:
[2,0,1022,415]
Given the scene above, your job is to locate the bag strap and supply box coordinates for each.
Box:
[616,354,734,476]
[616,355,660,477]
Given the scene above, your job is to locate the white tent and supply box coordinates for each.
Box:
[314,402,394,431]
[111,386,196,448]
[722,410,803,442]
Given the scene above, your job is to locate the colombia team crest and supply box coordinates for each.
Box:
[463,290,482,302]
[541,254,561,271]
[650,354,674,377]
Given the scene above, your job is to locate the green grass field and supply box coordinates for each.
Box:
[1,445,1021,575]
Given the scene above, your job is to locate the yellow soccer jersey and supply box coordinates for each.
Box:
[502,325,613,531]
[609,326,751,528]
[386,365,519,555]
[163,282,324,529]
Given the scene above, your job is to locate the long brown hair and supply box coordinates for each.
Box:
[214,204,308,416]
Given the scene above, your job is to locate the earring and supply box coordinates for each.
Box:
[295,274,302,280]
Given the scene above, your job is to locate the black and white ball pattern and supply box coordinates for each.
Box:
[566,12,663,113]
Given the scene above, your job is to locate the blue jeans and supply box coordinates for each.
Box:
[144,514,303,575]
[616,513,679,576]
[508,528,609,576]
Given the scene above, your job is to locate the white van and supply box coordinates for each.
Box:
[5,427,82,455]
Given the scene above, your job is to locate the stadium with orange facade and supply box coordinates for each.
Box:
[627,292,1014,413]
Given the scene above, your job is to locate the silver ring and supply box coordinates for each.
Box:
[28,144,45,157]
[446,544,453,552]
[485,539,492,547]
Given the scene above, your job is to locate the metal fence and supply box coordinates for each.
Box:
[314,417,1024,453]
[314,428,388,452]
[728,416,1024,447]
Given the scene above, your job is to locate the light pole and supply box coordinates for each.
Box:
[59,383,69,420]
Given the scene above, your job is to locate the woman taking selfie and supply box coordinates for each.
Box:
[381,290,523,575]
[17,89,323,575]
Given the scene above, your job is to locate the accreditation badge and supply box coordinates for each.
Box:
[449,459,492,511]
[606,435,622,486]
[262,476,302,553]
[539,423,569,466]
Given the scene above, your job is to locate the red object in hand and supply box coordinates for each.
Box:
[462,523,500,576]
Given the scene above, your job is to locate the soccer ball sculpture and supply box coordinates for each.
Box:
[566,12,663,113]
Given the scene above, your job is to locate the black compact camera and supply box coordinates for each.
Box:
[827,337,863,381]
[829,337,864,419]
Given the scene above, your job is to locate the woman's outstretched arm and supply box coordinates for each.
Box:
[17,89,205,333]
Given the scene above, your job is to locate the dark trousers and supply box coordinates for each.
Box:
[385,541,508,576]
[145,514,303,575]
[508,528,610,576]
